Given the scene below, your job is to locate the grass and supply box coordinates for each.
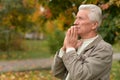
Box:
[24,40,52,59]
[0,39,119,60]
[0,39,53,60]
[110,61,120,80]
[112,42,120,53]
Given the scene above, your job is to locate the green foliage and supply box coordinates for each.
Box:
[47,0,120,44]
[0,30,25,52]
[0,31,7,51]
[48,0,73,19]
[110,61,120,80]
[99,5,120,44]
[0,0,36,32]
[0,0,37,52]
[47,29,65,54]
[48,0,98,19]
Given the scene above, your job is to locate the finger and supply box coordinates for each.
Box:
[66,28,71,40]
[70,26,75,38]
[71,27,78,45]
[68,28,72,37]
[71,26,77,39]
[73,26,77,38]
[66,28,70,36]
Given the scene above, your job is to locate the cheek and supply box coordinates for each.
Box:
[77,27,85,34]
[81,22,92,31]
[77,25,91,34]
[76,22,92,34]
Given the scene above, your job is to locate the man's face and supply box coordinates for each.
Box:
[74,9,95,37]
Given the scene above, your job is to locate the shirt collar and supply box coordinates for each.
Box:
[82,35,99,42]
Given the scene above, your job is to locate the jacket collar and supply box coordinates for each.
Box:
[80,35,103,54]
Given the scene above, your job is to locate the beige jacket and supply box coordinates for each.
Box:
[51,35,113,80]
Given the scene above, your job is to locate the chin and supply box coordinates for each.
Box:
[77,33,81,35]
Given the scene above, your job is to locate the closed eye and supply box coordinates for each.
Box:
[75,16,84,20]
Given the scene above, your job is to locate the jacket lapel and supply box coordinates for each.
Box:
[80,35,103,55]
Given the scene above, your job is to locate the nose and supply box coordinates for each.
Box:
[74,18,79,26]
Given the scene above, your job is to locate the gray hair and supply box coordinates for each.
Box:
[79,4,102,27]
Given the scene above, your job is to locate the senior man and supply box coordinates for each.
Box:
[52,4,113,80]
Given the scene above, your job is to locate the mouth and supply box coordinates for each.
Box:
[70,24,80,30]
[72,24,78,26]
[73,24,80,30]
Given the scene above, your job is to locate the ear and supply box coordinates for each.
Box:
[91,22,98,30]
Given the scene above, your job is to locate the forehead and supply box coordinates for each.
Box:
[76,9,89,18]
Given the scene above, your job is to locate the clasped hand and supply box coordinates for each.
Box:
[62,26,82,51]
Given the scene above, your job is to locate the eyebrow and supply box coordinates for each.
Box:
[75,16,83,19]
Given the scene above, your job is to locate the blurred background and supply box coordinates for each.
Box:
[0,0,120,80]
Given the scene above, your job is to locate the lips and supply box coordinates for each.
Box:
[72,24,78,26]
[71,24,80,30]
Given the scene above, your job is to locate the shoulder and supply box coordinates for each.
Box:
[92,35,112,50]
[93,39,113,60]
[97,40,112,50]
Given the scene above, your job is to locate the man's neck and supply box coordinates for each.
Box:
[80,33,98,39]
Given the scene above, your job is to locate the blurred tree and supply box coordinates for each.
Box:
[0,0,37,52]
[39,0,120,44]
[99,1,120,44]
[0,0,37,33]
